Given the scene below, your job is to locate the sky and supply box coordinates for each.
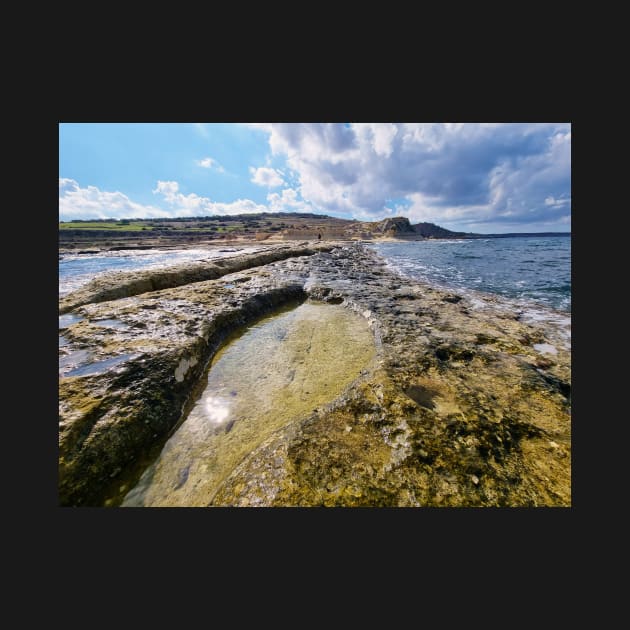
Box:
[59,123,571,233]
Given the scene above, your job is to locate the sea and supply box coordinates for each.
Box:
[369,236,571,347]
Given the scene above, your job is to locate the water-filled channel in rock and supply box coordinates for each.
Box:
[122,301,375,507]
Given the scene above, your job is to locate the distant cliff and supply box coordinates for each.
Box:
[374,218,470,239]
[375,217,417,236]
[374,218,569,239]
[412,222,472,238]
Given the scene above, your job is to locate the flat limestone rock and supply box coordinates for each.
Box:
[58,242,571,507]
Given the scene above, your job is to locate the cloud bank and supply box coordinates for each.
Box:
[59,178,170,219]
[249,166,285,187]
[152,180,266,216]
[258,123,571,230]
[59,178,314,220]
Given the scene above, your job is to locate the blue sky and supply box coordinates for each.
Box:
[59,123,571,233]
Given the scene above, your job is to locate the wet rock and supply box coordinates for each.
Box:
[307,285,345,304]
[175,465,190,489]
[59,243,335,314]
[535,356,555,370]
[404,385,437,409]
[435,344,475,363]
[59,241,571,507]
[59,278,308,506]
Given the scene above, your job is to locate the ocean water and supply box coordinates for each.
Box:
[369,236,571,314]
[58,246,261,296]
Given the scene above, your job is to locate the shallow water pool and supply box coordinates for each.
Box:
[122,301,375,507]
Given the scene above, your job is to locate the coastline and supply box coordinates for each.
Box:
[59,241,571,507]
[59,235,425,257]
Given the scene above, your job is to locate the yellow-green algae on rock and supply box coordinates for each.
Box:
[59,242,570,507]
[122,302,376,506]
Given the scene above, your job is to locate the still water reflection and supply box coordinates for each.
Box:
[122,301,375,507]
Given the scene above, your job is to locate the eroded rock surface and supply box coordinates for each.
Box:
[59,243,334,314]
[59,241,571,507]
[122,302,376,507]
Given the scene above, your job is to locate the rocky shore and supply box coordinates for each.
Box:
[59,241,571,507]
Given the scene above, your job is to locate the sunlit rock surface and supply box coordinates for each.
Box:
[122,302,375,507]
[59,241,571,507]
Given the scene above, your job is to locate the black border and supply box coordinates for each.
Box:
[40,61,580,580]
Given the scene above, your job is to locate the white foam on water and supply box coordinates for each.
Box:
[519,306,571,350]
[469,297,489,310]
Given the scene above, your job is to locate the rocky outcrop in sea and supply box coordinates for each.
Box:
[58,242,570,507]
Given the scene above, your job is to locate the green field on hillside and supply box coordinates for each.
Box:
[59,222,153,231]
[58,221,250,232]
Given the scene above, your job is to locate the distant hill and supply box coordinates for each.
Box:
[374,218,472,238]
[59,212,570,251]
[412,222,473,238]
[374,217,569,239]
[374,217,416,235]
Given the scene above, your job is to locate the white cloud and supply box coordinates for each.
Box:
[153,180,267,216]
[152,180,180,202]
[196,156,226,173]
[154,180,317,217]
[59,178,170,221]
[254,123,571,230]
[353,123,398,158]
[59,178,317,222]
[266,188,314,213]
[193,123,209,137]
[243,123,274,133]
[545,195,571,207]
[249,166,285,187]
